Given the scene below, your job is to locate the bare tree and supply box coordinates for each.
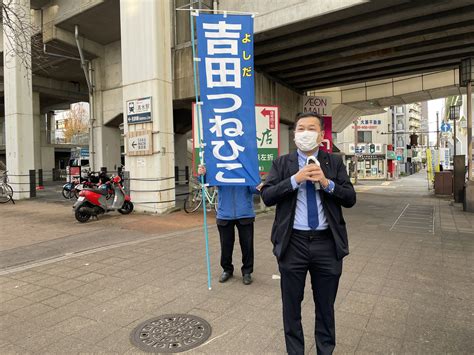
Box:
[63,103,89,143]
[2,0,50,77]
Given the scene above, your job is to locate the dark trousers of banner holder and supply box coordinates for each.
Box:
[216,218,254,275]
[279,229,342,355]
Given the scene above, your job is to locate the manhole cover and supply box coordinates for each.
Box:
[130,314,212,353]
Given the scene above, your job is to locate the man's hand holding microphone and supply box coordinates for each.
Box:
[294,156,330,189]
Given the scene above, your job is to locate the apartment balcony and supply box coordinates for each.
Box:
[408,103,421,111]
[409,112,421,119]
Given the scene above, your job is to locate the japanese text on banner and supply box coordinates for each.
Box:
[196,13,259,186]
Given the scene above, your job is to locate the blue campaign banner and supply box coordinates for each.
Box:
[196,13,259,186]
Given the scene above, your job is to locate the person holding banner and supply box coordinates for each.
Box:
[192,12,262,288]
[198,165,262,285]
[261,112,356,355]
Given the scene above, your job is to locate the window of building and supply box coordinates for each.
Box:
[358,131,372,143]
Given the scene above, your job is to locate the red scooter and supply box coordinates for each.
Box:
[73,175,133,223]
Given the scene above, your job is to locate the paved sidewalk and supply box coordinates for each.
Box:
[0,172,473,354]
[0,198,215,268]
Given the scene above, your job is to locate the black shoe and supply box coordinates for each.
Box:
[242,274,252,285]
[219,272,233,283]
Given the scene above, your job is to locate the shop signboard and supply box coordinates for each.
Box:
[303,96,333,152]
[192,103,280,176]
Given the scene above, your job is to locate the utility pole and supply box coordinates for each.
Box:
[436,111,440,171]
[436,111,440,150]
[353,118,359,185]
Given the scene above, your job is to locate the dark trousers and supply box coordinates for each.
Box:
[216,218,254,275]
[278,230,342,355]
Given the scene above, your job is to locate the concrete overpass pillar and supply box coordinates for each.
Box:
[280,123,290,155]
[3,0,35,199]
[91,58,122,172]
[40,111,55,181]
[120,0,175,213]
[94,124,122,171]
[0,116,5,152]
[33,92,42,172]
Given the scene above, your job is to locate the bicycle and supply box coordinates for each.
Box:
[184,178,218,213]
[62,178,78,199]
[0,171,14,204]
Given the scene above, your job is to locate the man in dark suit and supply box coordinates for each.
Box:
[261,112,356,355]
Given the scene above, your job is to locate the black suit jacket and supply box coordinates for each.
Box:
[261,150,356,261]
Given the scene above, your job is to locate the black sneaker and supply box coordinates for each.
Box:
[242,274,252,285]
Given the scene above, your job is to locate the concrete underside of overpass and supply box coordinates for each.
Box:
[252,0,474,91]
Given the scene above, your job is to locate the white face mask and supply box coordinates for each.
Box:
[294,130,319,152]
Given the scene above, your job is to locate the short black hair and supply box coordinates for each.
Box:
[295,112,324,129]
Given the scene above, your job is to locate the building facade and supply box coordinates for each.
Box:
[336,110,392,180]
[393,102,423,174]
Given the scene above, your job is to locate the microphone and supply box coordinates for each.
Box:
[306,155,321,190]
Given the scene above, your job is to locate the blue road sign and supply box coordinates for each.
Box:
[440,122,451,132]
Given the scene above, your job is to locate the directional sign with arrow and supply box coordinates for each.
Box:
[440,122,451,132]
[256,105,279,174]
[126,97,152,124]
[127,130,152,156]
[260,108,276,129]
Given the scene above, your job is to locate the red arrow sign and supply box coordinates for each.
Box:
[261,108,275,129]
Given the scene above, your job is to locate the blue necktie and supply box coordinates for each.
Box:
[306,181,319,230]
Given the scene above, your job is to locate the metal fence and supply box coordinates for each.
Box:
[2,166,192,204]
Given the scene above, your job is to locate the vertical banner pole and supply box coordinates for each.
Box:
[190,8,212,290]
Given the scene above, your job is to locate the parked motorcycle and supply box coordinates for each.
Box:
[73,180,104,199]
[79,171,115,199]
[73,175,133,223]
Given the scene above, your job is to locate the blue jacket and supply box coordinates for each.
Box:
[216,185,260,220]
